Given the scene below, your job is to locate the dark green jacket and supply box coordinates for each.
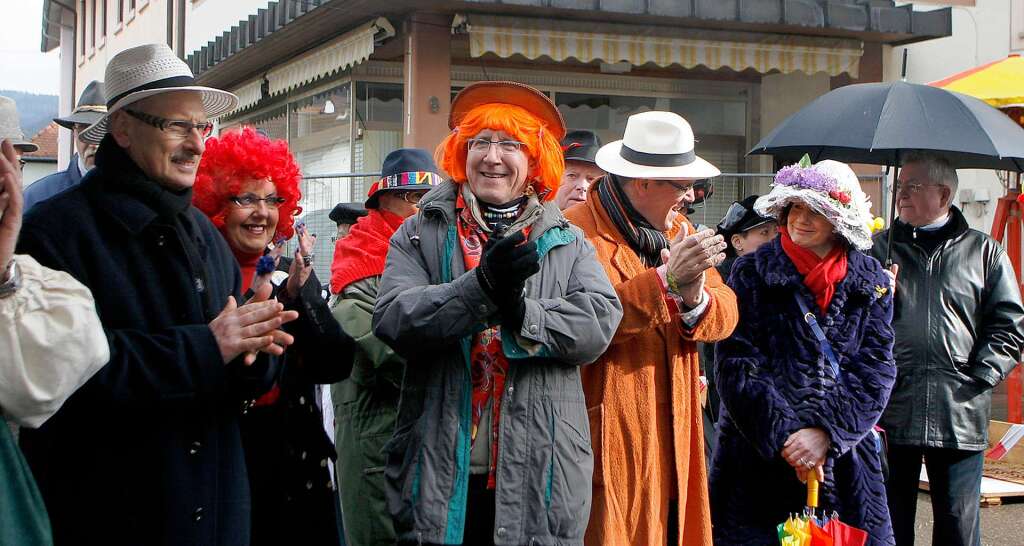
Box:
[331,276,404,546]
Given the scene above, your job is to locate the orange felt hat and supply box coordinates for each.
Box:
[449,81,566,140]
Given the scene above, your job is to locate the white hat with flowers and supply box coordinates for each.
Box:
[754,154,876,250]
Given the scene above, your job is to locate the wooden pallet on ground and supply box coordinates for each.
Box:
[920,465,1024,507]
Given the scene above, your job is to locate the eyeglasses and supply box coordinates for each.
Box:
[124,109,214,139]
[467,138,524,155]
[17,158,26,171]
[229,194,287,209]
[661,180,696,194]
[894,180,937,195]
[401,191,427,204]
[718,201,750,233]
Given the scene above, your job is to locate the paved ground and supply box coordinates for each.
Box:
[913,492,1024,545]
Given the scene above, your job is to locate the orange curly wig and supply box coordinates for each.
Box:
[193,127,303,240]
[436,103,564,201]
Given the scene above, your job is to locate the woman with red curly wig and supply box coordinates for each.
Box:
[372,82,622,546]
[194,127,355,546]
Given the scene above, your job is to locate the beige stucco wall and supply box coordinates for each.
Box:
[75,0,171,100]
[755,71,833,194]
[884,1,1020,233]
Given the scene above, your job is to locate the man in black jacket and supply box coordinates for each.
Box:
[16,44,298,546]
[870,152,1024,546]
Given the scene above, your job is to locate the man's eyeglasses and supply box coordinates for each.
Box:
[229,194,287,209]
[467,138,524,155]
[401,191,427,205]
[125,109,214,139]
[894,180,936,195]
[661,180,696,194]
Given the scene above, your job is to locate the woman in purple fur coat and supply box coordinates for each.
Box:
[710,158,897,546]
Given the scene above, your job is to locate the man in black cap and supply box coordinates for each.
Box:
[329,202,367,242]
[714,195,778,279]
[24,81,106,211]
[556,129,605,210]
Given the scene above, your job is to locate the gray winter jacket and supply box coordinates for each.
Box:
[372,181,622,546]
[870,207,1024,450]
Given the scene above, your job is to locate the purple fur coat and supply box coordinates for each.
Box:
[710,238,897,546]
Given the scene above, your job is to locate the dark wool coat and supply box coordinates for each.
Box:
[710,239,897,546]
[16,140,276,546]
[241,257,354,546]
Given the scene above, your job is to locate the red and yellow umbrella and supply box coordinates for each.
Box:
[930,54,1024,110]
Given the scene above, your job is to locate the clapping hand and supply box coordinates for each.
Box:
[209,282,299,366]
[476,230,539,327]
[0,140,23,278]
[285,223,316,300]
[661,223,726,307]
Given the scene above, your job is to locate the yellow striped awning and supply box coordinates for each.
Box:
[466,20,863,78]
[227,17,396,114]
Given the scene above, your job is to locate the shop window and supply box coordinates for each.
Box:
[555,91,749,227]
[353,82,404,197]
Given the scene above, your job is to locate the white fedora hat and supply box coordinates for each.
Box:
[81,43,238,143]
[595,111,720,180]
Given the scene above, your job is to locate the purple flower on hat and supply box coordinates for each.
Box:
[774,164,837,193]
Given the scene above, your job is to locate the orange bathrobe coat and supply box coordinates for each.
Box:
[565,189,738,546]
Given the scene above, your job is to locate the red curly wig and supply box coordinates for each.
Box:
[193,127,303,240]
[436,103,564,201]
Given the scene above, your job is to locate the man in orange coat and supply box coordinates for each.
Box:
[564,111,739,546]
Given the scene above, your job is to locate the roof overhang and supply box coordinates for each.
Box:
[188,0,952,92]
[40,0,75,53]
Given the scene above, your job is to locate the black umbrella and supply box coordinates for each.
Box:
[749,80,1024,263]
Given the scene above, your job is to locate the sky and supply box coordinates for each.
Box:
[0,0,60,95]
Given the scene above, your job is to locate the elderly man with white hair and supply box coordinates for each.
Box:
[870,152,1024,546]
[17,44,299,545]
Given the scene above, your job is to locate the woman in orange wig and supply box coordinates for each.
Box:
[193,127,355,546]
[372,81,623,546]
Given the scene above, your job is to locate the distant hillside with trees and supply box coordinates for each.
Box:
[0,90,58,138]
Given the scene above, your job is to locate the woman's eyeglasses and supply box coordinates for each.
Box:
[467,138,524,155]
[229,194,287,209]
[125,109,215,139]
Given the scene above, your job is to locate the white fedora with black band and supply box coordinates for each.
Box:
[81,43,238,143]
[595,111,721,180]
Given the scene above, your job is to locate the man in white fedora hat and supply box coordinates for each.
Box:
[17,43,298,546]
[24,80,106,211]
[564,111,738,546]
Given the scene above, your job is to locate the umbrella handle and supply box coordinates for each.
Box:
[806,470,819,509]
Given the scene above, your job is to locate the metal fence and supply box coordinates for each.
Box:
[294,172,381,285]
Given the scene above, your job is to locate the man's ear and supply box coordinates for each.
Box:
[940,185,953,208]
[109,111,131,149]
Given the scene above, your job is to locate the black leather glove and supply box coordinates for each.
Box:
[476,230,539,322]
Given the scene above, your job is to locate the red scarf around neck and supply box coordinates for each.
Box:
[330,208,406,294]
[780,226,848,314]
[231,246,263,294]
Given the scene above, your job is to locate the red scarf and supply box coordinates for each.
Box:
[780,226,848,314]
[330,209,406,294]
[231,247,263,294]
[456,194,532,490]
